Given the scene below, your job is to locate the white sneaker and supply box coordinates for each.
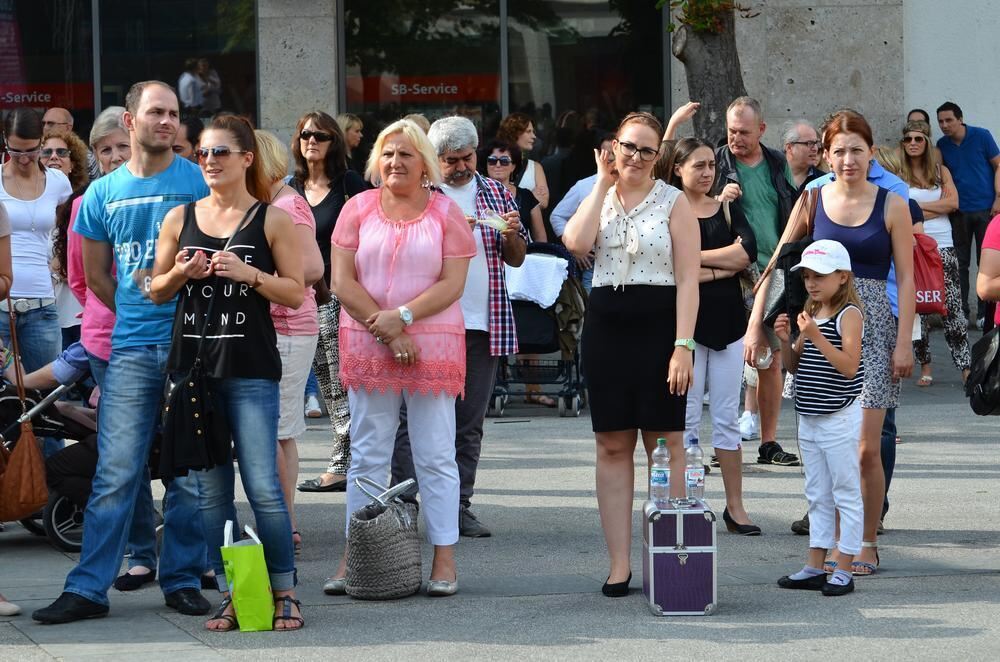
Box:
[304,395,323,418]
[738,411,759,440]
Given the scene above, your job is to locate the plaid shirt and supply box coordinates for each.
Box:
[469,172,528,356]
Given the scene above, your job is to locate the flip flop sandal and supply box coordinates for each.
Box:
[206,597,238,632]
[917,375,934,387]
[852,542,880,576]
[273,596,304,631]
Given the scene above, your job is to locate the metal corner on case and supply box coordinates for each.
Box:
[704,603,716,616]
[650,603,664,616]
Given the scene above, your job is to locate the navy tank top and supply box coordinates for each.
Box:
[812,186,891,280]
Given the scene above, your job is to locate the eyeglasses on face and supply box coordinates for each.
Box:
[196,146,248,161]
[4,144,42,157]
[486,155,512,166]
[792,140,821,149]
[902,135,927,144]
[299,130,333,143]
[42,147,70,158]
[617,141,659,162]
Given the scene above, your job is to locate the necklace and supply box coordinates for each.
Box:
[5,169,42,233]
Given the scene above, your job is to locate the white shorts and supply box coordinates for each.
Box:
[277,333,319,440]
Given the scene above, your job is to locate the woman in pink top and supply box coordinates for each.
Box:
[255,130,324,554]
[327,119,475,597]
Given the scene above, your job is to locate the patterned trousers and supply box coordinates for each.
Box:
[313,297,352,475]
[914,247,972,371]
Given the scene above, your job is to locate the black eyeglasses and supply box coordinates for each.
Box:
[41,148,70,158]
[902,135,926,144]
[196,146,248,161]
[486,156,512,166]
[617,141,659,162]
[299,130,333,143]
[791,140,821,149]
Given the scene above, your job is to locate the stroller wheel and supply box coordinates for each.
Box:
[42,493,85,552]
[558,395,582,418]
[488,394,506,418]
[19,514,46,537]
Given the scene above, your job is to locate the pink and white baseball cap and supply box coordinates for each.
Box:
[791,239,852,274]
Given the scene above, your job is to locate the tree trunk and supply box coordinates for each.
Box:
[671,10,747,147]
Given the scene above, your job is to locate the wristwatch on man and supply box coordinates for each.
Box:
[398,306,414,326]
[674,338,696,351]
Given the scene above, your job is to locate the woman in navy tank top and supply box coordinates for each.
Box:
[748,110,914,578]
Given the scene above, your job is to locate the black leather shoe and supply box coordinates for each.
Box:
[777,573,826,591]
[164,588,211,615]
[32,592,109,624]
[113,570,156,592]
[602,572,632,597]
[822,578,856,596]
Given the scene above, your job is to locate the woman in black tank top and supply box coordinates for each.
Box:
[151,115,306,631]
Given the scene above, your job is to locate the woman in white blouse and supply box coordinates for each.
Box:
[564,111,700,598]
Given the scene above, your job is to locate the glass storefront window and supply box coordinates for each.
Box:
[344,0,502,166]
[0,0,94,133]
[98,0,257,122]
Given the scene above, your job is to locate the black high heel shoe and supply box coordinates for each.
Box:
[723,508,762,536]
[602,572,632,597]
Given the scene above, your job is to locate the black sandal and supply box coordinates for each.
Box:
[206,596,238,632]
[273,595,304,631]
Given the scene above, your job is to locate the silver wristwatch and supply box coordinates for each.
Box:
[398,306,414,326]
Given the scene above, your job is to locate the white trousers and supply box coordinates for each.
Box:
[798,401,863,556]
[346,388,459,546]
[684,338,744,451]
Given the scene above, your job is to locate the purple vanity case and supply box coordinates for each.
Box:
[641,499,717,616]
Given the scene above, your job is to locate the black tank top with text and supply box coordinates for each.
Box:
[167,203,281,381]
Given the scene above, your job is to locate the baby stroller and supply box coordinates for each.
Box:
[488,243,587,418]
[0,380,94,551]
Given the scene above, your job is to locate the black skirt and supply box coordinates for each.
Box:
[582,285,687,432]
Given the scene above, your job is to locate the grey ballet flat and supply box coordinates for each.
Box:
[426,577,458,597]
[322,577,347,595]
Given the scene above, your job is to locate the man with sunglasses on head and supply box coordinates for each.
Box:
[43,107,103,181]
[390,116,527,539]
[33,80,211,625]
[714,96,801,467]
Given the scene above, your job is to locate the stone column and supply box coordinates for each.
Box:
[257,0,339,146]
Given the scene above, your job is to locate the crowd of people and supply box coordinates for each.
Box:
[1,78,999,623]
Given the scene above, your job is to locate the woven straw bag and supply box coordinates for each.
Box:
[345,478,422,600]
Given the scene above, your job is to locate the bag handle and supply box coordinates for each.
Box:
[355,476,416,507]
[5,298,29,415]
[189,202,261,367]
[755,188,818,292]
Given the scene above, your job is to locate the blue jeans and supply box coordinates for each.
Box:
[65,344,205,605]
[86,352,158,570]
[195,377,295,592]
[880,407,896,517]
[1,303,63,456]
[581,266,593,294]
[304,368,319,398]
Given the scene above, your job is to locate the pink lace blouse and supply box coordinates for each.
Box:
[332,189,476,396]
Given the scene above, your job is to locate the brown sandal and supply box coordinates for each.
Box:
[273,595,304,631]
[205,596,238,632]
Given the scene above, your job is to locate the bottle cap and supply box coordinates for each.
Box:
[656,437,666,446]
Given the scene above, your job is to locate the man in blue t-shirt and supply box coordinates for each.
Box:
[34,81,211,625]
[936,101,1000,325]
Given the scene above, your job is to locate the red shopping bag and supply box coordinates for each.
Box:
[913,234,947,316]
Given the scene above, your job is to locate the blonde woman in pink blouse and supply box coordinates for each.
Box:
[327,119,475,597]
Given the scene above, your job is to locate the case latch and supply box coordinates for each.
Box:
[678,553,689,566]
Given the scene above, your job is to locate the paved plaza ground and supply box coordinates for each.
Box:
[1,334,998,661]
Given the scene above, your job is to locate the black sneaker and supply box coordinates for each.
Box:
[32,592,109,624]
[710,455,720,468]
[459,506,492,538]
[758,442,800,466]
[790,512,810,535]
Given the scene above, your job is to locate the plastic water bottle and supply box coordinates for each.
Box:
[685,438,706,503]
[649,438,670,508]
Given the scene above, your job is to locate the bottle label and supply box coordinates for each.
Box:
[650,468,668,486]
[686,468,705,487]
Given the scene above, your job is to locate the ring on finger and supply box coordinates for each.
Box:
[394,353,402,359]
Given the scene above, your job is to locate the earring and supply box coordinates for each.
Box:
[421,173,431,188]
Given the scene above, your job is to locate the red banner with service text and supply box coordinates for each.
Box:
[347,74,500,105]
[0,83,94,110]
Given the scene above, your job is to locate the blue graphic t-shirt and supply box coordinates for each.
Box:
[74,156,209,349]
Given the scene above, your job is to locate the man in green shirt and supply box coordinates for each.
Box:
[713,97,800,469]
